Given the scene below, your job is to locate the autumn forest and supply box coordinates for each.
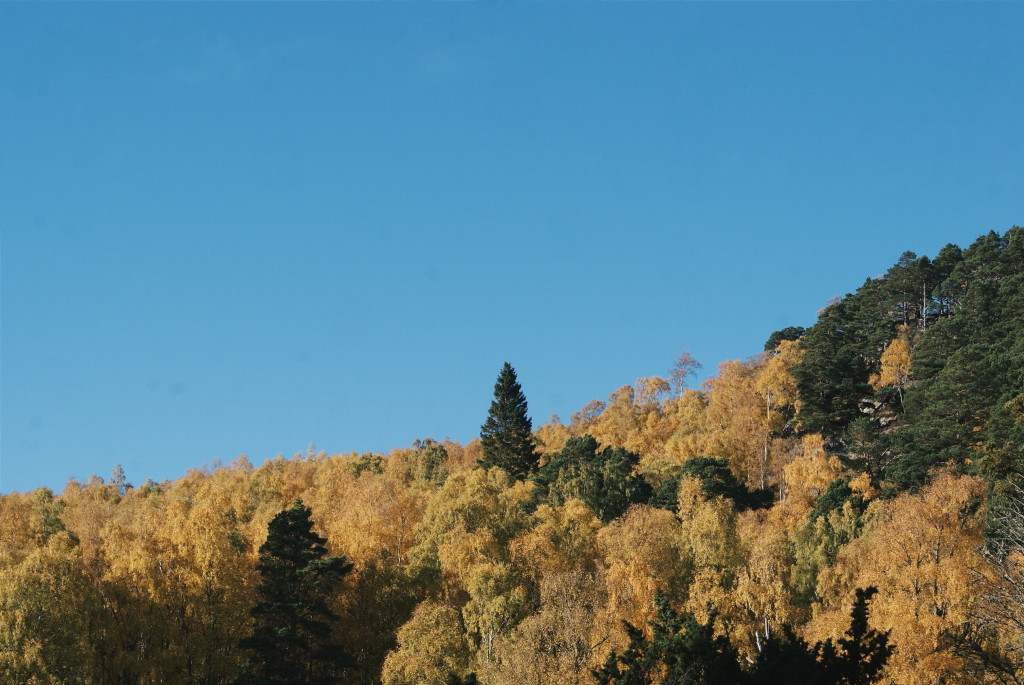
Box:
[3,226,1024,685]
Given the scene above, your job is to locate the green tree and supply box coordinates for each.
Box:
[809,478,867,523]
[649,457,772,513]
[792,290,885,440]
[746,626,825,685]
[764,326,806,354]
[533,435,651,523]
[593,591,744,685]
[236,500,354,685]
[747,589,891,685]
[893,227,1024,489]
[478,362,539,479]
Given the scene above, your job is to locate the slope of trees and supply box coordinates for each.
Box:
[791,226,1024,492]
[1,226,1021,684]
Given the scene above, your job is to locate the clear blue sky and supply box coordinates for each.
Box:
[3,3,1022,493]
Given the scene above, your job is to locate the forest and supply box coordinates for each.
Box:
[2,226,1023,685]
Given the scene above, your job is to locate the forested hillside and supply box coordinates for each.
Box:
[2,227,1022,685]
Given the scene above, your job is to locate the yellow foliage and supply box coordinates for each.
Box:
[664,347,804,492]
[808,474,986,685]
[461,561,529,662]
[677,476,739,572]
[0,532,101,683]
[598,505,684,631]
[0,493,38,568]
[535,414,571,457]
[510,500,603,581]
[779,434,841,524]
[732,511,800,647]
[575,377,678,460]
[311,470,427,569]
[484,570,616,685]
[412,468,533,572]
[381,601,471,685]
[871,324,914,392]
[675,477,744,627]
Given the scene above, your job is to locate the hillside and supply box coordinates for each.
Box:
[2,226,1022,685]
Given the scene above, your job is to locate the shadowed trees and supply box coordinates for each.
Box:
[593,589,891,685]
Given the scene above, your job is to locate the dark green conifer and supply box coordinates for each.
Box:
[235,500,353,685]
[593,590,743,685]
[478,362,539,479]
[533,435,651,522]
[764,326,806,353]
[648,457,772,513]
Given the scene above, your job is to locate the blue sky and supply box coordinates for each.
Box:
[3,3,1022,493]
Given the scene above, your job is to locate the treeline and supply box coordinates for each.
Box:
[0,227,1021,684]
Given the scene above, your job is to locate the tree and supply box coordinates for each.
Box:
[747,588,891,685]
[593,590,744,685]
[650,457,772,513]
[811,474,984,684]
[792,292,883,439]
[670,350,703,397]
[236,499,354,685]
[951,482,1024,684]
[380,601,471,685]
[814,588,893,685]
[598,506,687,632]
[892,227,1024,489]
[483,571,613,685]
[533,435,652,523]
[478,362,539,479]
[594,588,892,685]
[0,531,103,684]
[764,326,806,354]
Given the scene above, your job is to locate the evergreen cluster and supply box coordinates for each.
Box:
[536,435,652,521]
[790,226,1024,492]
[649,456,773,513]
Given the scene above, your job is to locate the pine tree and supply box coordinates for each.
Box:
[532,434,651,523]
[235,500,353,685]
[592,591,743,685]
[478,362,539,479]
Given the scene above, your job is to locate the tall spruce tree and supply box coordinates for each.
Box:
[235,500,353,685]
[478,362,539,479]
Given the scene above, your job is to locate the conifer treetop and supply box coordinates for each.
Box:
[478,362,539,479]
